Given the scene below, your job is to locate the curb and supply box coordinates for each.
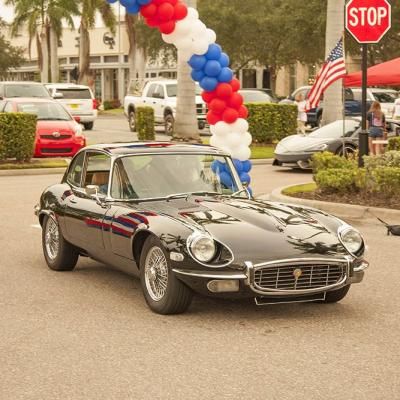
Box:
[251,158,273,165]
[0,167,66,177]
[262,184,400,222]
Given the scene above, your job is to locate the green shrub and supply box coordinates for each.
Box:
[370,167,400,196]
[315,168,360,194]
[136,106,155,141]
[311,151,356,174]
[0,113,37,162]
[246,103,297,144]
[364,151,400,170]
[388,136,400,151]
[103,99,121,110]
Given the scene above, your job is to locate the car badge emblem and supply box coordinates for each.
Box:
[52,131,61,138]
[293,268,303,280]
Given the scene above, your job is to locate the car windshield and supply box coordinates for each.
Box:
[240,91,272,103]
[111,154,242,200]
[372,92,397,103]
[308,120,360,138]
[166,84,202,97]
[5,84,50,98]
[55,88,92,99]
[16,102,72,121]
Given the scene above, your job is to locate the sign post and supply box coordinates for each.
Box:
[345,0,391,167]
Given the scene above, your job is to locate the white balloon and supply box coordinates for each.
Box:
[226,132,243,148]
[243,131,253,146]
[175,36,193,51]
[231,118,249,134]
[231,145,251,161]
[175,19,193,37]
[206,29,217,44]
[212,121,231,137]
[210,135,231,154]
[187,8,199,21]
[192,39,210,56]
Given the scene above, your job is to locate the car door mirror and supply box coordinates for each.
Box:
[53,92,64,99]
[86,185,99,197]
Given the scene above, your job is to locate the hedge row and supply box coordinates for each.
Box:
[246,103,297,144]
[0,113,37,162]
[136,106,155,141]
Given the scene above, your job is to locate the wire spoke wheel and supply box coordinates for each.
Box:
[144,246,169,302]
[44,217,60,261]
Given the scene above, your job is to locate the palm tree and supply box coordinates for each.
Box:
[78,0,116,85]
[173,0,200,142]
[6,0,78,83]
[321,0,345,125]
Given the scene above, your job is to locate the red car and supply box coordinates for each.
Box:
[0,98,86,157]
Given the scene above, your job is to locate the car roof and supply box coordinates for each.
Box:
[83,142,229,156]
[0,81,45,85]
[351,87,397,93]
[7,97,60,104]
[45,83,91,90]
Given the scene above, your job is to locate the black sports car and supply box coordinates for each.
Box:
[35,142,369,314]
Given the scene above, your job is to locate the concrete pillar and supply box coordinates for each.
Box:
[101,69,105,103]
[118,66,124,104]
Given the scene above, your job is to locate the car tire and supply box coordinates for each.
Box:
[83,122,94,130]
[42,215,79,271]
[140,235,193,315]
[129,110,136,132]
[323,285,351,303]
[316,115,322,128]
[336,145,356,158]
[164,114,174,136]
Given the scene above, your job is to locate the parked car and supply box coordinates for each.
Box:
[46,83,98,130]
[273,119,361,169]
[0,98,86,157]
[280,86,398,127]
[0,81,51,99]
[239,89,277,103]
[35,142,368,314]
[124,79,207,134]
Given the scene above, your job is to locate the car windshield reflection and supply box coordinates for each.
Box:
[111,154,243,200]
[308,120,360,139]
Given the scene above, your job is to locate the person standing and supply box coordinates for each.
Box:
[295,93,307,134]
[367,101,386,155]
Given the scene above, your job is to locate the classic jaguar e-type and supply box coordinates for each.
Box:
[35,142,369,314]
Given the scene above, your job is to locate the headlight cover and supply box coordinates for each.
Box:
[187,233,216,263]
[338,226,364,256]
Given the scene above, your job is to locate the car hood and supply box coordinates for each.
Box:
[276,135,334,153]
[139,197,348,264]
[36,120,75,134]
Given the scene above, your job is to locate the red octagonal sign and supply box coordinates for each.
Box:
[346,0,391,44]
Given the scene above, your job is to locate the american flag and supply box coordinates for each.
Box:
[306,38,346,111]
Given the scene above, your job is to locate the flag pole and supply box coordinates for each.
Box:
[342,30,347,156]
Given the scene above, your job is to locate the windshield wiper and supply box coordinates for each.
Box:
[165,191,219,201]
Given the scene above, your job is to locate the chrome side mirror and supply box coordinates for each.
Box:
[86,185,99,197]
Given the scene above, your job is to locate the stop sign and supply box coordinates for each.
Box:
[346,0,391,43]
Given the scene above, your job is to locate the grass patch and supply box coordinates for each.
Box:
[282,182,317,196]
[0,159,68,170]
[201,138,275,159]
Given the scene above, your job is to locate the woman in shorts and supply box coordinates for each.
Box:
[367,101,386,155]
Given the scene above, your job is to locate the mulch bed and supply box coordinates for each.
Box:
[289,190,400,211]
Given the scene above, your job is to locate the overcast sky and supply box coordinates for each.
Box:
[1,1,14,22]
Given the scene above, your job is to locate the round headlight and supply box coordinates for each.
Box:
[188,234,216,263]
[340,227,363,255]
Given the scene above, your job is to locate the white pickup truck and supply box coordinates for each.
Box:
[124,79,207,134]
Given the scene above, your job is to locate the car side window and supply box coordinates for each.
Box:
[83,152,112,196]
[152,85,165,99]
[146,84,157,98]
[67,152,85,187]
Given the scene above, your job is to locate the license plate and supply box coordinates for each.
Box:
[69,104,79,109]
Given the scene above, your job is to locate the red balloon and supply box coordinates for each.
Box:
[209,98,227,115]
[146,16,161,27]
[159,20,176,34]
[157,2,175,22]
[238,105,249,119]
[202,90,216,103]
[228,92,243,109]
[166,0,178,5]
[174,2,188,20]
[230,78,241,92]
[140,3,157,18]
[223,108,239,124]
[216,83,233,99]
[207,110,222,125]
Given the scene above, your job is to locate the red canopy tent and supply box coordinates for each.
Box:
[344,57,400,87]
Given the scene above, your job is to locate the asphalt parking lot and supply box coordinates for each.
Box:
[1,115,400,399]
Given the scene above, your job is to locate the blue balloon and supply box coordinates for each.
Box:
[188,54,207,71]
[220,172,233,188]
[126,2,140,13]
[218,67,234,83]
[204,60,222,77]
[107,0,118,3]
[233,159,243,174]
[240,172,251,185]
[200,76,218,91]
[205,43,222,61]
[219,53,230,68]
[242,160,252,173]
[211,160,225,173]
[191,69,205,82]
[137,0,151,4]
[120,0,135,6]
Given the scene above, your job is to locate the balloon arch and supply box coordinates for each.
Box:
[108,0,253,187]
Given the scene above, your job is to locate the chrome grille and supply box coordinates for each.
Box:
[41,134,72,140]
[254,263,346,292]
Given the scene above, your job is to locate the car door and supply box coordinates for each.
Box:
[63,151,112,253]
[151,84,166,121]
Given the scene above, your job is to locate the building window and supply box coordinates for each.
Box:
[104,55,119,63]
[124,55,129,63]
[94,70,102,100]
[90,56,101,63]
[242,69,257,88]
[263,69,271,89]
[70,57,79,64]
[59,58,67,65]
